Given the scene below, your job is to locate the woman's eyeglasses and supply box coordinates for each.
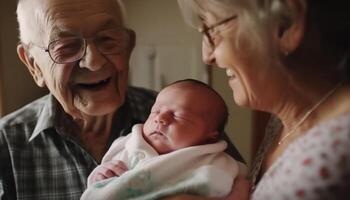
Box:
[199,15,237,49]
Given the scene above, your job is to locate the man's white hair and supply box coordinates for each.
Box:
[16,0,127,45]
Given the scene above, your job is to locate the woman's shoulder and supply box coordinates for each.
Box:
[308,112,350,144]
[252,113,350,199]
[286,112,350,164]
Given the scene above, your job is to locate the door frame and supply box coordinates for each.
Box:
[0,40,3,117]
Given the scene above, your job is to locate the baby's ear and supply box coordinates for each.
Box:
[207,131,219,143]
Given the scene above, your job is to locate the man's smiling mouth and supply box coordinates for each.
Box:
[77,78,111,90]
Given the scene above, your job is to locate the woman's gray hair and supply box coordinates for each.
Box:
[177,0,292,55]
[178,0,350,79]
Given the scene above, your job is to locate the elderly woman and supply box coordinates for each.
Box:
[171,0,350,199]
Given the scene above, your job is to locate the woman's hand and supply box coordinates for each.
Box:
[225,176,250,200]
[162,194,221,200]
[161,176,250,200]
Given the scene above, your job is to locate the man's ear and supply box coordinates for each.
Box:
[17,44,46,87]
[277,0,306,55]
[126,29,136,57]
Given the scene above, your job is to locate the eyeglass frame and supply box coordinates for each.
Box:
[199,15,237,49]
[25,27,132,64]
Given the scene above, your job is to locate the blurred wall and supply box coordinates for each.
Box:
[212,68,252,164]
[124,0,207,91]
[0,0,47,117]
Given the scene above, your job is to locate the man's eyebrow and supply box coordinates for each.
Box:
[49,26,79,41]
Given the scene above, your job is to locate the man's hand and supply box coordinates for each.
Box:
[89,160,128,184]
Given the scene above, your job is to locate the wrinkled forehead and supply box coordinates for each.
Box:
[18,0,124,44]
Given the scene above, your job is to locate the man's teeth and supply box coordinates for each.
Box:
[98,79,109,84]
[78,78,110,88]
[226,69,235,77]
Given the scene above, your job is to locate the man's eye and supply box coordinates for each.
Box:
[58,44,79,53]
[96,36,115,43]
[98,31,126,43]
[51,39,81,54]
[97,37,126,53]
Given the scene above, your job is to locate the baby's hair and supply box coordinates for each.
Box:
[167,79,228,134]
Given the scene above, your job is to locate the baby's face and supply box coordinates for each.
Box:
[143,84,218,154]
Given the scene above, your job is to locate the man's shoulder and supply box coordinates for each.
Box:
[0,95,49,132]
[127,86,157,101]
[126,86,157,110]
[118,86,157,129]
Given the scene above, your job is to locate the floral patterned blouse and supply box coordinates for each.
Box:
[250,113,350,200]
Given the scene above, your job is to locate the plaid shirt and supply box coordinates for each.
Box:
[0,86,157,200]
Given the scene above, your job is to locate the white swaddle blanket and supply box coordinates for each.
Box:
[81,124,244,200]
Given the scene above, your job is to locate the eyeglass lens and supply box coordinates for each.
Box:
[47,29,129,64]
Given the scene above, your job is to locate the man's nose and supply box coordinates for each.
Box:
[79,41,106,71]
[202,40,216,65]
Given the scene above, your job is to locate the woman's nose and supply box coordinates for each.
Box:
[79,41,106,71]
[202,40,216,65]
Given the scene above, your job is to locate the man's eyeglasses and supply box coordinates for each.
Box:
[30,28,130,64]
[199,15,237,49]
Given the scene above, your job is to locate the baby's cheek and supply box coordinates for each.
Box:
[142,121,152,134]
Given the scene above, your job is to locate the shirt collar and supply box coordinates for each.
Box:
[29,94,58,142]
[28,88,142,142]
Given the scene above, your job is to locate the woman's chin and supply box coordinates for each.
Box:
[232,92,250,108]
[227,76,239,91]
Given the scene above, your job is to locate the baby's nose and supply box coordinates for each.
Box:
[155,118,167,125]
[154,112,170,125]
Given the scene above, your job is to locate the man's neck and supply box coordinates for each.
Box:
[75,113,115,162]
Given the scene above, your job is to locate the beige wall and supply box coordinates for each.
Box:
[0,0,48,116]
[124,0,207,91]
[212,68,252,164]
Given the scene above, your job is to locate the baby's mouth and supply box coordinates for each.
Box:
[152,131,163,135]
[151,131,166,137]
[77,78,111,90]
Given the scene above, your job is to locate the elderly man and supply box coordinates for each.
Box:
[0,0,243,199]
